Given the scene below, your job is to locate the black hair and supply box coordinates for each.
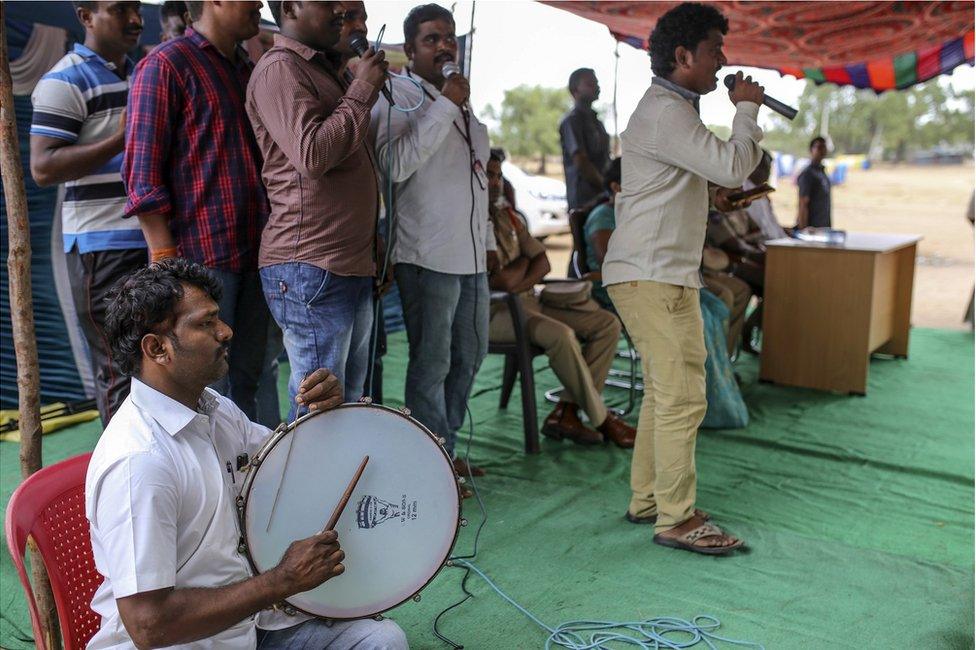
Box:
[604,157,621,192]
[568,68,595,95]
[750,149,773,184]
[184,0,204,21]
[403,4,454,46]
[489,148,506,164]
[105,258,223,376]
[160,0,188,20]
[648,3,729,78]
[72,1,97,11]
[810,136,827,150]
[267,0,282,25]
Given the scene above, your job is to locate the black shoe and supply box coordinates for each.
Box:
[625,511,657,525]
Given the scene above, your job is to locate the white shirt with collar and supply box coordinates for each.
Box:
[370,67,495,275]
[602,78,763,289]
[85,378,305,649]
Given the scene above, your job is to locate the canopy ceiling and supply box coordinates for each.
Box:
[543,1,975,91]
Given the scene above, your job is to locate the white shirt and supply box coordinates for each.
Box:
[85,379,304,649]
[371,69,495,275]
[603,80,763,288]
[743,179,788,241]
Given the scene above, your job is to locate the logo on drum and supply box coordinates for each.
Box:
[356,494,419,529]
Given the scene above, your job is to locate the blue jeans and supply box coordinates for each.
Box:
[257,618,406,649]
[209,269,271,422]
[395,264,488,454]
[261,263,374,417]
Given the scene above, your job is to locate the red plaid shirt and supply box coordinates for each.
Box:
[123,28,268,272]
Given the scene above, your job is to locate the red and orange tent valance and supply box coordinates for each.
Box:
[543,1,975,93]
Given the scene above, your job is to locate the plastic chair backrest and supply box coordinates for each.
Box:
[5,453,101,650]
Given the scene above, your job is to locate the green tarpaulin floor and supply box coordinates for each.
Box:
[1,328,973,649]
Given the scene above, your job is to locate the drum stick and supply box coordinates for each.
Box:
[266,372,312,532]
[322,455,370,532]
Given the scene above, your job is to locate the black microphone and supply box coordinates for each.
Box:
[724,74,797,121]
[348,33,395,106]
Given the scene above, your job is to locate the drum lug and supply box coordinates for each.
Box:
[373,614,385,622]
[237,542,247,554]
[401,407,412,417]
[236,495,244,507]
[413,594,422,602]
[359,396,373,405]
[438,436,446,446]
[283,605,297,617]
[460,518,468,527]
[457,476,466,485]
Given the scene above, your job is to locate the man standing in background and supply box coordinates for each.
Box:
[797,136,832,229]
[30,0,147,426]
[124,0,271,421]
[559,68,611,211]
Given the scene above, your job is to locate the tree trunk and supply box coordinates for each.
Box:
[537,152,546,176]
[0,6,63,649]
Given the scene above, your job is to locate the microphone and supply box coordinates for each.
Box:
[724,74,797,121]
[348,33,395,106]
[441,61,461,78]
[441,61,470,120]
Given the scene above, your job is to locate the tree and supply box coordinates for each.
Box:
[483,85,570,174]
[762,78,975,161]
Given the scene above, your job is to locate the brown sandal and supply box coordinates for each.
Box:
[653,521,744,555]
[624,508,711,525]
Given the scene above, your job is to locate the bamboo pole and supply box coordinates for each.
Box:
[0,4,63,649]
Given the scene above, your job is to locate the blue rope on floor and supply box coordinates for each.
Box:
[453,559,765,650]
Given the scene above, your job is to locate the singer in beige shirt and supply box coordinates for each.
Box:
[603,3,763,556]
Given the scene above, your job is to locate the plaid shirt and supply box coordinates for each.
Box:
[123,28,268,272]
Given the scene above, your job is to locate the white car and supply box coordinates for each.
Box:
[501,161,569,239]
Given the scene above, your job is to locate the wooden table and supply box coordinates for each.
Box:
[760,232,921,395]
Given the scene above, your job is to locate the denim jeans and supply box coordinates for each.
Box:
[394,263,488,455]
[209,268,270,422]
[261,263,374,418]
[257,618,406,649]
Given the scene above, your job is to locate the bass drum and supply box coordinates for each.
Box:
[239,402,462,620]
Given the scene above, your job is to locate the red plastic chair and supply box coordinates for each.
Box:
[5,453,101,650]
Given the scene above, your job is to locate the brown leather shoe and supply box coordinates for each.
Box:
[598,413,636,448]
[541,402,603,445]
[453,457,485,478]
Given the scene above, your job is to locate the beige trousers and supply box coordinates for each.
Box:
[703,272,752,355]
[489,295,620,426]
[607,280,707,532]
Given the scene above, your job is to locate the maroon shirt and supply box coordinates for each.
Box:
[246,34,379,276]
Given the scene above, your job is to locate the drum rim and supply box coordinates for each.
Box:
[238,402,463,621]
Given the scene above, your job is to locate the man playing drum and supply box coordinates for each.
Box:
[86,258,407,649]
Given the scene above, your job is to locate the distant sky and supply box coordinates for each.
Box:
[258,1,975,135]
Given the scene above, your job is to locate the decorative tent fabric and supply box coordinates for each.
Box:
[542,1,975,92]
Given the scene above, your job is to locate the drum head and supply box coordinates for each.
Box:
[243,404,460,619]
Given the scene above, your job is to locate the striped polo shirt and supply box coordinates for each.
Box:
[30,43,145,253]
